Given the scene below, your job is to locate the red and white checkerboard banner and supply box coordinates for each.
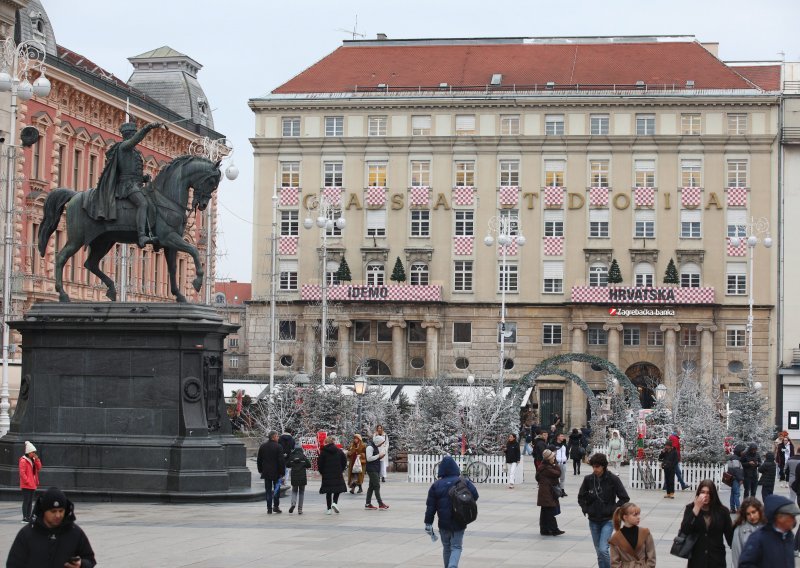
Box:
[322,186,343,206]
[726,237,747,257]
[452,186,475,206]
[727,187,748,208]
[498,186,519,207]
[681,187,702,208]
[453,236,474,255]
[634,187,655,208]
[571,286,716,304]
[589,187,610,207]
[301,284,443,302]
[408,186,431,207]
[543,186,564,207]
[365,186,387,207]
[498,237,519,256]
[543,236,564,256]
[278,236,298,255]
[279,186,299,206]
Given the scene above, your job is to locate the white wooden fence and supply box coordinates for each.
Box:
[628,460,725,490]
[407,454,524,484]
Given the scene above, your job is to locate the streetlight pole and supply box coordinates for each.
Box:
[483,213,525,391]
[354,372,367,435]
[0,38,50,436]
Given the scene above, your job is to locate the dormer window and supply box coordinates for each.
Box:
[197,97,208,115]
[29,11,46,40]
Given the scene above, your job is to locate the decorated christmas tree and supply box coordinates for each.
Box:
[608,259,623,284]
[335,256,352,282]
[664,258,679,284]
[726,378,773,453]
[644,397,673,458]
[390,256,406,283]
[673,371,727,463]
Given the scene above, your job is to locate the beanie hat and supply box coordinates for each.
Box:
[542,449,555,463]
[373,435,385,446]
[24,441,36,454]
[38,487,68,512]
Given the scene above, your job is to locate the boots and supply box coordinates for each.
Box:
[357,484,363,493]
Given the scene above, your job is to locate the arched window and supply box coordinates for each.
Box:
[363,358,391,376]
[634,262,654,287]
[410,262,429,285]
[366,262,385,286]
[589,263,608,287]
[680,262,701,288]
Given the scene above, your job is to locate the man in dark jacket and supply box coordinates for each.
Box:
[533,430,548,469]
[577,453,630,568]
[742,443,762,498]
[424,456,479,568]
[658,440,679,498]
[739,494,800,568]
[257,430,286,514]
[6,486,96,568]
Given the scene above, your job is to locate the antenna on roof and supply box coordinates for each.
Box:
[336,15,366,40]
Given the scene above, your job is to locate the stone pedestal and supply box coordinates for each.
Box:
[0,303,251,499]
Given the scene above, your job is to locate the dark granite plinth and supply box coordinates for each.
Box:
[0,303,252,499]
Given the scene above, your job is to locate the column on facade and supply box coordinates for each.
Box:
[660,324,680,393]
[302,320,316,374]
[603,323,623,368]
[421,319,442,380]
[386,319,407,379]
[696,324,718,392]
[336,319,352,377]
[568,323,588,428]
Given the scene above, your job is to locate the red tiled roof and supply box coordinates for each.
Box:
[57,45,133,91]
[273,41,753,93]
[214,281,251,304]
[731,65,781,91]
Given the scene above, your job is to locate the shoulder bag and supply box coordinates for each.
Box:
[670,531,698,559]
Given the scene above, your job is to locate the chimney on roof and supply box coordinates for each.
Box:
[701,42,719,58]
[377,33,388,40]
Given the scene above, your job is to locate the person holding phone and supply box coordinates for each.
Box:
[679,479,733,567]
[18,441,41,523]
[6,486,96,567]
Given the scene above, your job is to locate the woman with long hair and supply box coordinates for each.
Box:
[346,434,366,493]
[608,502,656,567]
[679,479,733,567]
[730,497,765,567]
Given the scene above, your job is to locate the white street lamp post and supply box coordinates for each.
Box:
[304,195,345,384]
[483,213,525,391]
[354,373,368,435]
[0,38,50,436]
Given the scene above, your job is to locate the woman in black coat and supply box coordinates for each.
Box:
[680,479,733,567]
[317,436,348,514]
[567,428,584,475]
[504,433,521,488]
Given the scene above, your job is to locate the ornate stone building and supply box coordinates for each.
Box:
[213,280,251,376]
[248,36,780,427]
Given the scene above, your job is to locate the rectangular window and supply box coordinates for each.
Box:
[726,327,746,347]
[634,160,655,188]
[354,321,371,342]
[636,114,655,135]
[636,272,655,288]
[500,114,520,135]
[454,210,474,236]
[366,209,387,237]
[280,210,299,236]
[543,323,562,345]
[728,113,747,135]
[377,321,392,342]
[498,322,518,344]
[589,265,608,287]
[455,114,476,135]
[590,160,610,188]
[73,148,82,187]
[368,115,387,136]
[623,326,640,346]
[589,209,609,238]
[412,115,432,136]
[680,328,698,347]
[681,160,702,187]
[282,117,300,137]
[323,162,343,187]
[498,262,518,292]
[647,328,664,347]
[544,209,564,237]
[543,260,564,293]
[31,139,40,179]
[408,321,426,343]
[727,160,748,188]
[499,209,519,235]
[279,260,298,291]
[453,322,472,343]
[410,160,430,187]
[410,262,428,285]
[368,163,387,187]
[55,144,65,186]
[455,160,475,187]
[681,272,700,288]
[281,161,300,187]
[634,209,655,238]
[325,208,343,237]
[324,116,343,137]
[88,154,97,188]
[410,210,430,237]
[588,327,608,346]
[680,209,702,238]
[453,260,474,292]
[545,114,564,135]
[544,160,565,187]
[727,209,747,238]
[499,160,519,187]
[229,357,239,369]
[681,113,701,135]
[228,336,239,348]
[726,262,747,295]
[279,320,296,340]
[590,114,609,135]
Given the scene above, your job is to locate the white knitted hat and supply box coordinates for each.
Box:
[24,441,36,454]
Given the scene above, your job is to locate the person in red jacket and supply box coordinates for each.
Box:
[18,441,41,523]
[668,430,690,491]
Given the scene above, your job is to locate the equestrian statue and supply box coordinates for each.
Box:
[37,120,223,303]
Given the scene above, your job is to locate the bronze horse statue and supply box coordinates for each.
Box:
[38,155,223,303]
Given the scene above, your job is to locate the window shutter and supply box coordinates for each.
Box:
[634,209,655,221]
[681,209,702,222]
[543,260,564,278]
[280,259,297,271]
[634,159,655,171]
[726,262,746,275]
[455,115,475,130]
[412,115,431,129]
[367,209,387,229]
[544,209,564,222]
[634,262,654,276]
[589,209,609,222]
[727,210,747,225]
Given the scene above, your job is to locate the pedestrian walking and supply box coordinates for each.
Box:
[785,446,800,503]
[6,487,96,568]
[738,494,800,568]
[256,430,285,514]
[554,434,568,494]
[537,449,564,536]
[728,445,745,511]
[504,433,521,488]
[521,424,533,456]
[668,430,690,490]
[759,452,777,500]
[679,479,733,568]
[18,441,41,523]
[317,435,347,515]
[278,430,295,481]
[578,453,630,568]
[375,424,389,482]
[286,446,311,515]
[424,455,479,568]
[731,497,765,567]
[608,430,625,471]
[346,434,366,494]
[568,428,584,475]
[743,443,762,498]
[608,502,656,567]
[775,433,793,487]
[658,440,678,498]
[365,434,389,510]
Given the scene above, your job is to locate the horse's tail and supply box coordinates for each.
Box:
[38,188,76,257]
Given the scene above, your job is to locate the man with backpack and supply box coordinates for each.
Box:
[424,455,479,568]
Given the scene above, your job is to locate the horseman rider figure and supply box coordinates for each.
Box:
[83,120,168,248]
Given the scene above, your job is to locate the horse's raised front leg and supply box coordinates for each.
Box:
[84,239,116,301]
[160,232,204,297]
[165,247,186,303]
[54,237,83,303]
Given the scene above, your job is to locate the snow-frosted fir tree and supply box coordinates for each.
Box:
[673,370,727,463]
[605,375,638,460]
[335,256,352,282]
[664,258,679,284]
[726,379,773,452]
[643,398,673,458]
[390,256,406,283]
[608,259,623,284]
[250,385,304,439]
[459,382,518,454]
[298,377,356,436]
[404,383,461,454]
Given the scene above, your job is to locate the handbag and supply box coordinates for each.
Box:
[721,470,733,486]
[550,484,562,501]
[670,531,698,559]
[351,456,362,474]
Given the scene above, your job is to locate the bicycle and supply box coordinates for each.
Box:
[434,452,490,483]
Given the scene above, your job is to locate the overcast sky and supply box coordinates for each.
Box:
[44,0,800,283]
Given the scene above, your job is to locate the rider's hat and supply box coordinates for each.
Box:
[119,122,137,135]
